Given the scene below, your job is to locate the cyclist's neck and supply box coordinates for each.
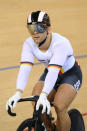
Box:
[39,32,52,51]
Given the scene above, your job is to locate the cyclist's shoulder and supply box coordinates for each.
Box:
[52,32,69,41]
[23,36,35,50]
[24,36,33,46]
[52,32,71,48]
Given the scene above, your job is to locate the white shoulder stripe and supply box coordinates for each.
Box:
[28,14,32,23]
[38,11,46,22]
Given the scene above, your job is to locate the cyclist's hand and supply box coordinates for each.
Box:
[6,91,22,111]
[36,92,51,114]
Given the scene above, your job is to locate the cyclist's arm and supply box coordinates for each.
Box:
[42,43,68,95]
[16,41,34,92]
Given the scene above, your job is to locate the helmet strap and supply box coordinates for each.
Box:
[38,32,48,47]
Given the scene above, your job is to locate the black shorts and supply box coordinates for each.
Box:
[39,61,82,92]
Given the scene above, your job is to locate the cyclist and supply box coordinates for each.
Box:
[6,10,82,131]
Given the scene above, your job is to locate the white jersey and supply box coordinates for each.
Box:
[16,33,75,94]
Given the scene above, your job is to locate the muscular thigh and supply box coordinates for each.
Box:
[32,81,44,96]
[32,81,56,103]
[53,84,77,111]
[32,68,48,96]
[31,81,44,107]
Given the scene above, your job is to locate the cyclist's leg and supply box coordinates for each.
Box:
[32,68,48,103]
[42,88,56,131]
[32,81,43,98]
[32,81,56,131]
[53,62,82,131]
[32,81,44,108]
[32,68,56,131]
[53,84,77,131]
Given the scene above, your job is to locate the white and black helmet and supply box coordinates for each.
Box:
[27,10,51,26]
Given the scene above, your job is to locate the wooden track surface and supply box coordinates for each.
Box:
[0,0,87,130]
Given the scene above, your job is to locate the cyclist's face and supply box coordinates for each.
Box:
[27,23,48,45]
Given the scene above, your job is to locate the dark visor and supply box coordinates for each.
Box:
[27,23,47,34]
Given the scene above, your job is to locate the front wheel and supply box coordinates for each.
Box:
[17,118,35,131]
[68,109,85,131]
[17,118,45,131]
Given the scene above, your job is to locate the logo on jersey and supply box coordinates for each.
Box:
[39,59,50,64]
[74,80,80,92]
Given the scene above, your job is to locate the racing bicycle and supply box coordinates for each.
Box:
[7,95,85,131]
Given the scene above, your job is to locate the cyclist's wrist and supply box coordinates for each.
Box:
[41,91,48,97]
[16,89,23,93]
[15,90,23,97]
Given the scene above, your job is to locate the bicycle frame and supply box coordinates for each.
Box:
[7,95,85,131]
[7,95,54,131]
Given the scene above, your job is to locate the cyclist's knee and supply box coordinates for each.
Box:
[53,99,67,113]
[47,89,56,103]
[32,81,44,96]
[31,82,44,107]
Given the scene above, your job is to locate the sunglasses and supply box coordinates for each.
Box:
[27,23,48,34]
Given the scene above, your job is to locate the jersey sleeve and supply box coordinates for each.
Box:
[42,42,68,94]
[21,41,34,66]
[16,64,32,91]
[16,41,34,91]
